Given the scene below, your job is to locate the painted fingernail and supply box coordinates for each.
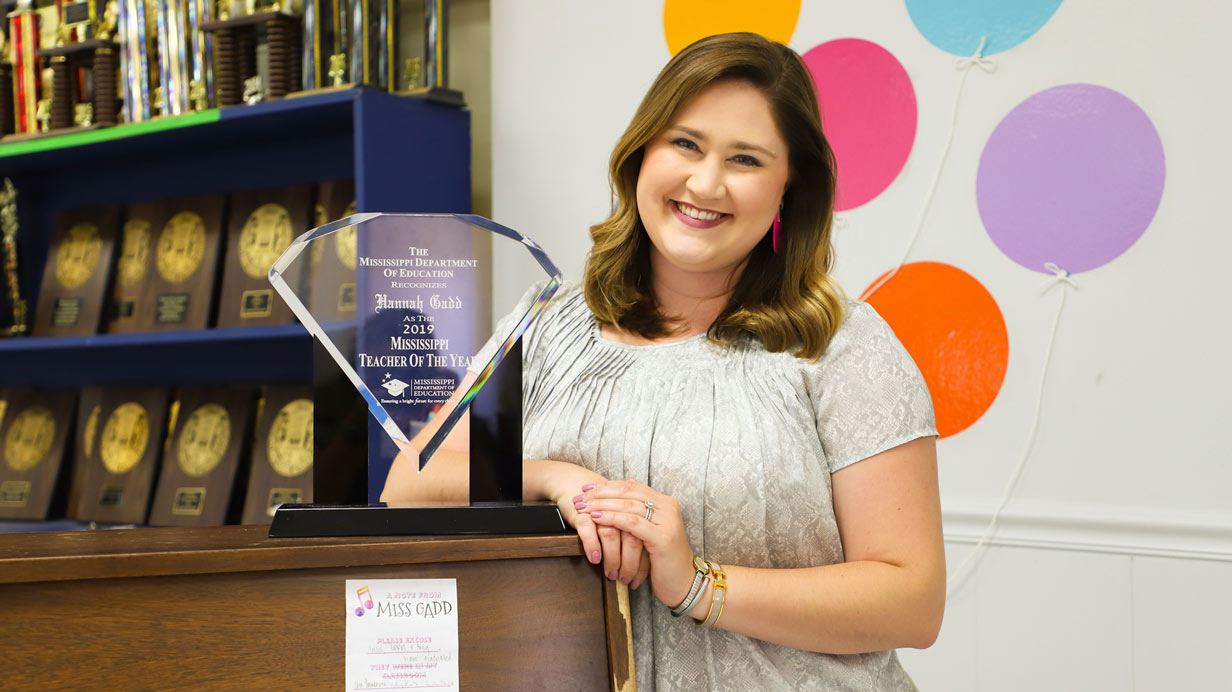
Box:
[572,494,583,503]
[619,576,632,585]
[590,551,601,564]
[573,502,586,510]
[590,511,602,519]
[581,483,595,491]
[607,570,618,580]
[630,580,642,590]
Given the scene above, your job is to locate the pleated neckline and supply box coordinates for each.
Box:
[589,320,710,351]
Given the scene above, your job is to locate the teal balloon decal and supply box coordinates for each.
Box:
[905,0,1064,56]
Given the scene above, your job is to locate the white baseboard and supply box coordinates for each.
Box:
[941,499,1232,562]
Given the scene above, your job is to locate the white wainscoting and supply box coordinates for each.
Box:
[940,499,1232,563]
[898,501,1232,691]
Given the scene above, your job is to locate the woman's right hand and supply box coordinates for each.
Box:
[525,459,651,589]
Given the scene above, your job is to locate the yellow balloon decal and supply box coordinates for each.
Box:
[663,0,801,56]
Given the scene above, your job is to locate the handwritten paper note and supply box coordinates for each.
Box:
[345,579,459,691]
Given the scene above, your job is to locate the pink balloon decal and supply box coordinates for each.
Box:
[802,39,917,211]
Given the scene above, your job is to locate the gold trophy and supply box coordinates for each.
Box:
[35,0,121,131]
[155,0,215,115]
[117,0,159,122]
[0,179,29,337]
[7,0,41,135]
[202,0,302,107]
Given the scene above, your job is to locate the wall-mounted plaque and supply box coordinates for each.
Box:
[217,186,310,328]
[242,384,312,524]
[65,385,104,517]
[73,386,169,525]
[32,207,121,337]
[0,389,76,520]
[307,179,357,322]
[140,194,226,331]
[149,386,254,526]
[105,202,158,334]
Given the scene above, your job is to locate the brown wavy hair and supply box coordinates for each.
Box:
[583,32,845,360]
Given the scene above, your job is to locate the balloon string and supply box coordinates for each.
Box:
[945,262,1077,598]
[859,37,996,301]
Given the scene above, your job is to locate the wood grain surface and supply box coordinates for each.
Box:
[0,527,634,691]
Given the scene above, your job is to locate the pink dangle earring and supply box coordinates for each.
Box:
[772,209,783,253]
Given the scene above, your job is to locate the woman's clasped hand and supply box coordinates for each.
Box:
[573,478,701,611]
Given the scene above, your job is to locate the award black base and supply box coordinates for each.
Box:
[287,337,570,538]
[268,501,567,537]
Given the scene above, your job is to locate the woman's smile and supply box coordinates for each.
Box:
[671,200,730,228]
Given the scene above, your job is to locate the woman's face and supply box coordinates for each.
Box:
[636,79,790,286]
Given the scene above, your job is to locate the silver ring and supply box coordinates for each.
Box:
[643,500,654,521]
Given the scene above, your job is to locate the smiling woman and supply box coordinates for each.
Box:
[381,31,944,692]
[585,33,845,360]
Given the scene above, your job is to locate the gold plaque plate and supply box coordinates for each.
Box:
[0,480,30,507]
[55,222,102,290]
[171,487,206,515]
[3,406,55,472]
[240,289,273,318]
[116,219,151,287]
[239,203,293,279]
[267,487,303,516]
[335,223,357,269]
[83,404,100,459]
[157,210,207,284]
[100,402,149,474]
[177,403,231,477]
[268,399,313,477]
[99,485,126,508]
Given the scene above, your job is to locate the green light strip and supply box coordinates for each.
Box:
[0,109,221,159]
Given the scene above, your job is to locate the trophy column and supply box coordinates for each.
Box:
[0,63,14,135]
[93,46,119,127]
[264,14,302,99]
[49,57,74,131]
[214,29,241,106]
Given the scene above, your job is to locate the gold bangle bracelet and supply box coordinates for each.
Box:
[701,560,727,628]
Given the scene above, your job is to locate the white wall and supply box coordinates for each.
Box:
[490,2,1232,688]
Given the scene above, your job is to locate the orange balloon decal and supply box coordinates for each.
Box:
[863,262,1008,438]
[663,0,801,56]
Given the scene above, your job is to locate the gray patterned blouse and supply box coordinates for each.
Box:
[486,281,937,691]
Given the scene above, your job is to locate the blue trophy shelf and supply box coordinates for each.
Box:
[0,87,471,389]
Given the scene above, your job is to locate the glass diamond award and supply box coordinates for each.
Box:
[265,213,566,537]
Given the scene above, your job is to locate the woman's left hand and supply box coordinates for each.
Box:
[577,479,698,610]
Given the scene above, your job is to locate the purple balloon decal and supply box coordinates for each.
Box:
[977,84,1165,274]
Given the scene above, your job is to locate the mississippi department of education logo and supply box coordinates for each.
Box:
[381,374,409,397]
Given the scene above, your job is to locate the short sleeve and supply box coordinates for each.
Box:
[807,301,938,473]
[469,279,550,375]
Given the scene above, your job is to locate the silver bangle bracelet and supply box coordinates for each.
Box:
[670,558,710,617]
[671,573,709,617]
